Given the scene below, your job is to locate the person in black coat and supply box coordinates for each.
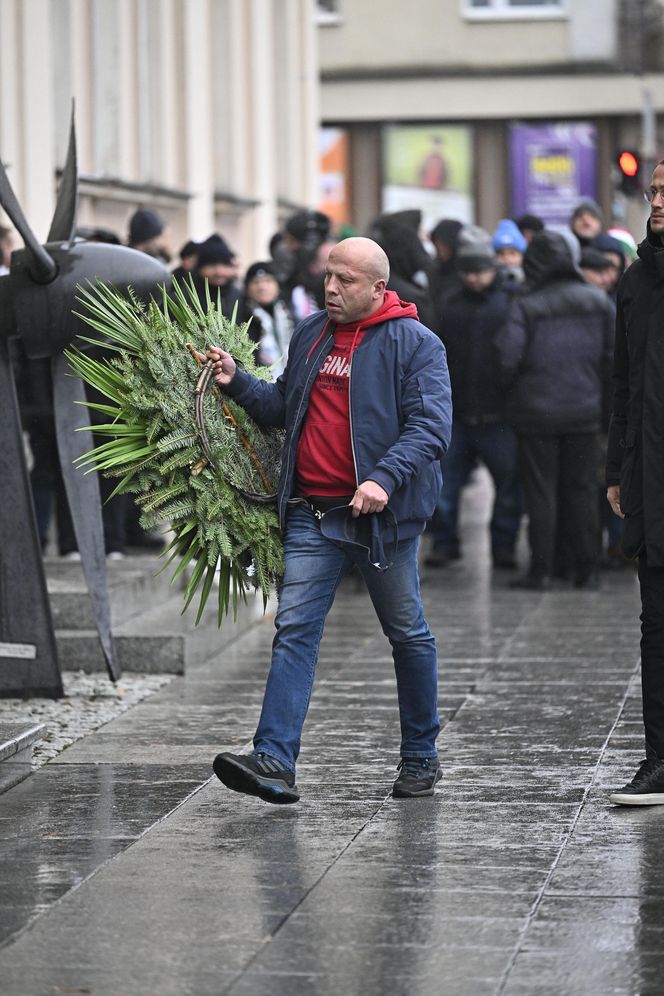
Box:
[495,229,614,590]
[427,226,522,568]
[427,218,463,322]
[606,160,664,805]
[369,211,433,328]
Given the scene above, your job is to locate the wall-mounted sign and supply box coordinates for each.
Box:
[510,122,598,226]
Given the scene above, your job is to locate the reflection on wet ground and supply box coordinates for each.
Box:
[0,473,660,995]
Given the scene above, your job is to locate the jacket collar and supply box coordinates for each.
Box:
[637,222,664,280]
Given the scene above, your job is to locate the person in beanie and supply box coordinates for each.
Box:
[203,237,452,804]
[570,199,603,247]
[171,240,199,283]
[580,247,616,292]
[127,207,172,262]
[277,210,333,299]
[607,226,638,266]
[591,232,627,298]
[495,230,614,590]
[427,225,522,568]
[606,160,664,805]
[238,261,295,377]
[515,213,544,245]
[492,218,527,286]
[190,234,242,316]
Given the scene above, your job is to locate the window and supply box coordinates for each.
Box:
[464,0,565,19]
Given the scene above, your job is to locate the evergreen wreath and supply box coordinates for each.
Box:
[66,279,284,625]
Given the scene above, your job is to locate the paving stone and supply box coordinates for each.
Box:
[0,475,658,994]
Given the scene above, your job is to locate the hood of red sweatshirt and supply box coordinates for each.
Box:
[307,291,419,359]
[336,289,418,330]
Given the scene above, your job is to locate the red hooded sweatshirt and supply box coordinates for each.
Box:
[296,291,419,498]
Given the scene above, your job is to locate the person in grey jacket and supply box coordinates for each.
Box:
[495,230,614,590]
[202,237,452,804]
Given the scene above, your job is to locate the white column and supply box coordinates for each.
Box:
[0,0,22,218]
[228,0,250,201]
[277,0,319,209]
[158,0,179,189]
[280,0,303,205]
[118,0,139,180]
[182,0,214,236]
[248,0,277,254]
[68,0,94,176]
[18,0,56,238]
[299,0,319,207]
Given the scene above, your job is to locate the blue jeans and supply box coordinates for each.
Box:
[254,506,440,773]
[429,420,522,558]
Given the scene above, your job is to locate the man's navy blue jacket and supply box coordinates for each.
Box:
[223,308,453,539]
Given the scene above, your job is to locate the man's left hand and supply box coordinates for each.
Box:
[350,481,389,517]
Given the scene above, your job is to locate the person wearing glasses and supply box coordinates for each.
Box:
[607,159,664,805]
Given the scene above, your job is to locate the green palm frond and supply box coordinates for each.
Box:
[66,277,284,624]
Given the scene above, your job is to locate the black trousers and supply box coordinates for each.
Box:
[518,432,599,579]
[27,419,127,555]
[638,557,664,759]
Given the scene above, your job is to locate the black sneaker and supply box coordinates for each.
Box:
[392,757,442,798]
[609,758,664,806]
[213,751,300,804]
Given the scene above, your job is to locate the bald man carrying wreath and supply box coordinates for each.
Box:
[205,237,452,803]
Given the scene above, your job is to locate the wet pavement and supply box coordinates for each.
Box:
[0,472,661,996]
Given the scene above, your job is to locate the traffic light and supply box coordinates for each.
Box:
[616,149,641,196]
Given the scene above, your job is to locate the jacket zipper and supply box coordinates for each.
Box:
[280,331,334,521]
[348,352,359,487]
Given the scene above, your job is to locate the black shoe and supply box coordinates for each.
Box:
[509,573,551,591]
[424,549,460,568]
[392,757,442,798]
[609,758,664,806]
[492,552,517,570]
[213,751,300,804]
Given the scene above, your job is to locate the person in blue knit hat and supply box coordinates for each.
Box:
[492,219,528,286]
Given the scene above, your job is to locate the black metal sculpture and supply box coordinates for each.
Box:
[0,112,169,695]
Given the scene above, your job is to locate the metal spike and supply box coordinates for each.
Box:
[0,160,57,283]
[51,353,120,681]
[48,102,78,243]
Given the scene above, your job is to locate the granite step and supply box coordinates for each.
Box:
[0,722,45,794]
[54,589,273,675]
[46,554,176,631]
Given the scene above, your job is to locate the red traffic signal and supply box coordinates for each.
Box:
[616,149,641,195]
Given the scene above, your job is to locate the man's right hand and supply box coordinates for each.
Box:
[204,347,236,386]
[607,485,624,519]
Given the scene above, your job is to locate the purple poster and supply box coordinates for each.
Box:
[510,122,597,226]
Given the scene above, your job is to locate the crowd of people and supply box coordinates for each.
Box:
[4,194,640,582]
[200,172,664,808]
[5,166,664,807]
[142,195,637,592]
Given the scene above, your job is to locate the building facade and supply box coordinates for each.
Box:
[0,0,319,267]
[317,0,664,238]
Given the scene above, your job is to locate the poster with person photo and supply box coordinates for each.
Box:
[382,124,474,232]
